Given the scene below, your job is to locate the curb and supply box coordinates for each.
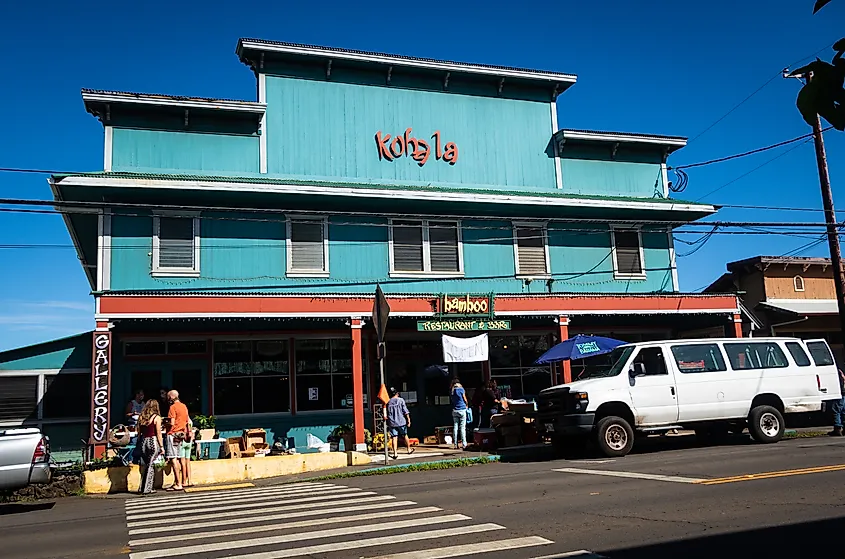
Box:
[359,455,500,474]
[299,455,501,481]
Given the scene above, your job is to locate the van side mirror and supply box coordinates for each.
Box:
[629,363,646,377]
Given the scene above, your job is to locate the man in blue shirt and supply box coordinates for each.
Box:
[386,388,413,458]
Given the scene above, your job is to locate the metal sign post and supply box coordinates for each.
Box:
[372,285,391,465]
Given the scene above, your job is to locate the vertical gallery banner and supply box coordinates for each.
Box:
[90,331,111,444]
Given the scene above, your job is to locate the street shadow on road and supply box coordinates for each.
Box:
[0,502,55,516]
[601,516,840,558]
[498,433,755,463]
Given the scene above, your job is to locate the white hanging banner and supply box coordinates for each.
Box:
[442,334,489,363]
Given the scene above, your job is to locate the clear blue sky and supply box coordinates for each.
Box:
[1,0,843,351]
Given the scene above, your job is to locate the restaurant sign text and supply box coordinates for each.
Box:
[438,293,494,318]
[417,320,511,332]
[375,129,458,166]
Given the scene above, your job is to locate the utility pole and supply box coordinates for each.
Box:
[811,108,845,340]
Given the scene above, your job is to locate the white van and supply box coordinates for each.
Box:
[536,337,842,457]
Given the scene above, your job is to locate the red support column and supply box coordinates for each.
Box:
[731,313,743,338]
[351,318,366,449]
[90,322,112,459]
[558,316,572,384]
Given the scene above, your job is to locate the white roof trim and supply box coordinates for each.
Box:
[82,91,267,114]
[764,298,839,315]
[239,40,578,84]
[559,130,687,147]
[57,176,717,214]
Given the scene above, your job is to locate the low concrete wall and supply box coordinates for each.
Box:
[83,451,371,494]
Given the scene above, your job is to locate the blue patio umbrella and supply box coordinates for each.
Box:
[534,334,626,364]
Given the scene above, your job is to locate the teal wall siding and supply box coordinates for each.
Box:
[108,214,674,294]
[112,129,260,174]
[560,159,665,198]
[264,76,557,190]
[0,333,92,370]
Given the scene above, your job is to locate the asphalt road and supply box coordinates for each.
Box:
[3,433,845,559]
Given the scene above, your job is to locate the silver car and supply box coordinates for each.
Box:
[0,428,53,491]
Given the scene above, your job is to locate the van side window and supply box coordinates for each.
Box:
[724,342,789,370]
[806,341,835,366]
[785,342,811,367]
[670,344,727,373]
[632,347,668,375]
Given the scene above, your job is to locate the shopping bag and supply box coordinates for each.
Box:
[466,407,473,425]
[152,454,166,470]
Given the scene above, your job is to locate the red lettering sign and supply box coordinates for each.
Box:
[375,128,457,166]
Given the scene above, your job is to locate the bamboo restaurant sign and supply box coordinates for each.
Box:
[375,129,458,166]
[438,293,493,318]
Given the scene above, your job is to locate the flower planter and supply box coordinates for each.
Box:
[198,429,216,441]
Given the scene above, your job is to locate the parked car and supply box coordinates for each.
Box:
[0,428,52,491]
[537,337,841,457]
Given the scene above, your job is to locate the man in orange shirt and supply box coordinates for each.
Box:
[165,390,189,491]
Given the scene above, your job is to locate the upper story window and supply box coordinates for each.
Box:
[513,223,550,277]
[612,227,645,279]
[287,217,329,277]
[389,220,462,276]
[152,215,200,277]
[793,275,805,292]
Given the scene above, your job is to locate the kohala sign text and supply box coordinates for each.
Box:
[375,129,458,166]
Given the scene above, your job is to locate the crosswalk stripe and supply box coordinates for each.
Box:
[364,536,555,559]
[128,514,472,559]
[127,498,413,535]
[126,482,338,506]
[126,488,367,520]
[125,482,337,509]
[125,485,360,514]
[126,494,393,528]
[128,506,443,547]
[221,523,505,559]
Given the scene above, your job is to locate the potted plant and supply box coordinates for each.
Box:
[331,424,356,452]
[192,415,216,441]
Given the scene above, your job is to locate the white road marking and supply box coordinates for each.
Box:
[127,497,410,535]
[553,467,705,484]
[126,493,388,528]
[128,506,442,546]
[124,482,334,508]
[128,514,471,559]
[125,484,360,514]
[364,536,554,559]
[568,460,616,464]
[126,488,368,520]
[222,523,504,559]
[528,552,607,559]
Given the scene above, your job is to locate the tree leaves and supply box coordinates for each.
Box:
[814,0,834,14]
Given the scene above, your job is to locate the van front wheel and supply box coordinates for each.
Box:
[595,416,635,457]
[748,405,785,444]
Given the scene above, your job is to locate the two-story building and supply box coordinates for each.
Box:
[0,39,742,457]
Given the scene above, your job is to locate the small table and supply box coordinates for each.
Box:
[194,438,226,460]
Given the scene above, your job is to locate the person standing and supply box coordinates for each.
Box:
[831,369,845,436]
[137,399,164,495]
[479,380,500,428]
[450,378,469,450]
[386,388,414,459]
[158,387,171,417]
[180,416,194,488]
[165,390,189,491]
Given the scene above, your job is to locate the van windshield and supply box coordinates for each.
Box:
[572,346,634,381]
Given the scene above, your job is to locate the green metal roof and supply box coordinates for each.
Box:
[52,171,716,209]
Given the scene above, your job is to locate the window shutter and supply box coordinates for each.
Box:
[614,230,644,275]
[516,226,547,276]
[429,222,460,272]
[392,221,424,272]
[0,376,38,421]
[290,220,325,271]
[158,217,195,269]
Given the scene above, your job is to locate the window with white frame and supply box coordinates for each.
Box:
[0,371,89,424]
[287,218,329,276]
[153,215,200,276]
[389,220,462,275]
[612,228,645,278]
[513,223,549,277]
[794,275,805,292]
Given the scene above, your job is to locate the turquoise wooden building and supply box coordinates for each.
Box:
[0,39,742,455]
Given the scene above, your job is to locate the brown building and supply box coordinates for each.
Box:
[706,256,843,363]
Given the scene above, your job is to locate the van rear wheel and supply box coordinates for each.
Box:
[595,416,635,457]
[748,405,785,444]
